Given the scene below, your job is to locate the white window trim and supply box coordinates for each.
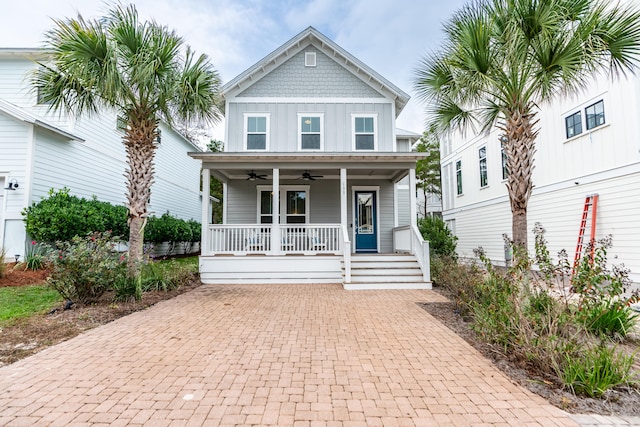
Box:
[297,113,324,151]
[256,185,310,224]
[351,113,378,151]
[562,94,609,143]
[243,113,270,151]
[305,52,316,67]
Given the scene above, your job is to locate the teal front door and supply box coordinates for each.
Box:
[355,191,377,253]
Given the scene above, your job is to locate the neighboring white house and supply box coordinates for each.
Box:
[440,71,640,283]
[0,48,206,261]
[189,27,431,289]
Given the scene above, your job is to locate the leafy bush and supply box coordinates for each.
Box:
[561,345,635,398]
[113,260,196,301]
[187,219,201,243]
[48,232,126,303]
[430,255,484,316]
[418,216,457,258]
[145,212,193,243]
[23,188,128,242]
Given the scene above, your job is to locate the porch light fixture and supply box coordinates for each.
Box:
[4,178,18,190]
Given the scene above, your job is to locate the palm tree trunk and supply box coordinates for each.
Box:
[502,106,538,256]
[123,115,158,277]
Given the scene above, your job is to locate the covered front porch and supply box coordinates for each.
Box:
[188,152,431,289]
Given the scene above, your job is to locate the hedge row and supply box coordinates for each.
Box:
[23,188,200,243]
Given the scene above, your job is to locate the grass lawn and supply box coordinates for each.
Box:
[157,256,198,267]
[0,285,63,326]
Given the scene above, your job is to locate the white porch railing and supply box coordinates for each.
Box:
[206,224,342,255]
[393,225,431,282]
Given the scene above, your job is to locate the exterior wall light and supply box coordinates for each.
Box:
[4,178,18,190]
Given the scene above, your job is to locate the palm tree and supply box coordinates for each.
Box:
[34,4,222,276]
[414,0,640,253]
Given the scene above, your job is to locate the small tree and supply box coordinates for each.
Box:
[415,126,442,217]
[207,139,224,224]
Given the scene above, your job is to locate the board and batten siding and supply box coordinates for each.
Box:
[0,112,30,259]
[226,101,394,152]
[238,46,385,99]
[225,178,396,252]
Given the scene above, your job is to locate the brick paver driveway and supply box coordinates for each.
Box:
[0,284,577,426]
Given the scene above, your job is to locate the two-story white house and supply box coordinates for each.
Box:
[0,48,207,261]
[189,27,431,289]
[440,71,640,283]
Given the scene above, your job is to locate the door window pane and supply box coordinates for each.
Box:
[286,191,306,224]
[357,192,374,234]
[260,191,272,224]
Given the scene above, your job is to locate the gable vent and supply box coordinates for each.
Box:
[305,52,316,67]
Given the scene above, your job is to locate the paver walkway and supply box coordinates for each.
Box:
[0,284,580,426]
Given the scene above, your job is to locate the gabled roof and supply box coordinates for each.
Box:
[0,99,84,142]
[222,26,410,116]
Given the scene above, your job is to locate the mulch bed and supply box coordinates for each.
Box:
[419,286,640,416]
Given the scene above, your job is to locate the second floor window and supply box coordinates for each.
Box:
[585,100,605,130]
[456,160,463,195]
[479,147,488,188]
[565,111,582,138]
[299,115,323,150]
[354,116,376,150]
[245,115,268,150]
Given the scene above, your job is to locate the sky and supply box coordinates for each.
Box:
[0,0,469,140]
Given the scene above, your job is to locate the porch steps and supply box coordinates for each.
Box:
[342,254,431,290]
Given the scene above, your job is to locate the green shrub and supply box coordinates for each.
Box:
[113,260,195,301]
[580,300,638,339]
[430,255,484,316]
[418,216,457,258]
[187,220,201,243]
[48,231,126,304]
[560,345,635,397]
[22,188,128,242]
[145,212,193,243]
[470,275,520,349]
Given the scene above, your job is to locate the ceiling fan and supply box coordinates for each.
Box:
[246,170,267,181]
[299,170,323,181]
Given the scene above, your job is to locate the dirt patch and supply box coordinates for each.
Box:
[419,287,640,416]
[0,274,201,367]
[0,263,50,287]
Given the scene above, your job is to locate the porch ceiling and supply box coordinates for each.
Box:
[188,152,427,183]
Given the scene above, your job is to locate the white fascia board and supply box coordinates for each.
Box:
[221,26,410,113]
[0,99,84,142]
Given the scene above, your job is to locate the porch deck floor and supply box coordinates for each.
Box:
[0,284,592,426]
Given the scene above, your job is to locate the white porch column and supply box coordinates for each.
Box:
[271,168,280,255]
[201,167,210,255]
[409,168,418,228]
[340,168,347,226]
